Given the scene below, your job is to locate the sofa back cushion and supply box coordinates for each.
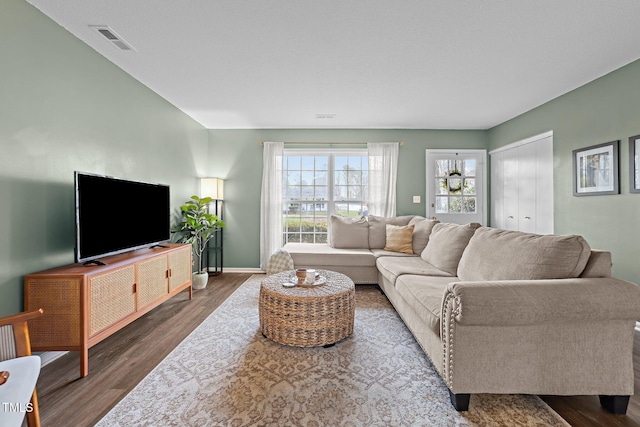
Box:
[420,222,480,275]
[408,216,439,254]
[580,250,612,278]
[330,215,369,249]
[368,215,414,249]
[457,227,592,281]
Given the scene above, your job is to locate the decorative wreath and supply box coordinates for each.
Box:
[444,170,462,193]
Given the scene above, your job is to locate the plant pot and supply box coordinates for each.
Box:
[192,272,209,290]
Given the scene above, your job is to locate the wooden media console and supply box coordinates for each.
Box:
[24,243,192,377]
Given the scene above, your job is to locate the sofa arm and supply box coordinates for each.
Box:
[443,278,640,327]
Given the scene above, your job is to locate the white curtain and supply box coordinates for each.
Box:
[260,141,284,270]
[367,142,399,217]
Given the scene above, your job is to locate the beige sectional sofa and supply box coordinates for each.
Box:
[283,214,640,414]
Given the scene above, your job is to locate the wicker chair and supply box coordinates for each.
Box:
[0,309,43,427]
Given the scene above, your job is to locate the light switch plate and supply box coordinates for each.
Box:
[413,196,421,203]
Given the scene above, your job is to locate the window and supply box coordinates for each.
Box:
[282,149,368,244]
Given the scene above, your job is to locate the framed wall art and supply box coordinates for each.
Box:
[630,134,640,193]
[572,140,619,196]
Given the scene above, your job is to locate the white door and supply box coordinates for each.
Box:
[426,150,486,225]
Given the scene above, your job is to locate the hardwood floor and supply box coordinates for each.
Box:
[36,273,640,426]
[36,273,251,427]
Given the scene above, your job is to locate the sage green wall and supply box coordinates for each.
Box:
[208,129,487,268]
[487,58,640,285]
[0,0,208,316]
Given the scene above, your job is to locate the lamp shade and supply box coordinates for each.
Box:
[200,178,224,200]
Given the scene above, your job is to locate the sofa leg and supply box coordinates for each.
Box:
[599,395,630,414]
[448,390,470,411]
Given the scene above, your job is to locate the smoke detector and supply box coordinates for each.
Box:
[90,25,135,51]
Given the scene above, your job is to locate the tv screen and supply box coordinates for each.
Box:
[75,172,170,263]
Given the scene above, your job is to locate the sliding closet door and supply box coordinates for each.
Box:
[490,133,554,234]
[534,136,554,234]
[517,142,537,233]
[502,147,520,231]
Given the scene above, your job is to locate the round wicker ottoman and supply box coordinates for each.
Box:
[259,269,355,347]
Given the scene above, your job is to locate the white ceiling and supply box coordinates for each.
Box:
[26,0,640,130]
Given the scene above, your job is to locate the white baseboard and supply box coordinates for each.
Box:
[36,351,68,367]
[211,268,265,274]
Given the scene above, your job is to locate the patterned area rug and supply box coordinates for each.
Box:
[97,275,569,427]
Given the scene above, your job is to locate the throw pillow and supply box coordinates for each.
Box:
[330,215,369,249]
[368,215,414,249]
[408,216,439,254]
[266,248,295,276]
[384,224,415,254]
[420,222,481,275]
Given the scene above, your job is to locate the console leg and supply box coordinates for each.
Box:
[80,348,89,377]
[448,390,470,411]
[599,395,630,414]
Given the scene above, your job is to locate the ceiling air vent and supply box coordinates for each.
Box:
[315,114,336,119]
[90,25,135,51]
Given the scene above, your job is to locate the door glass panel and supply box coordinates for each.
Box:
[463,197,476,213]
[464,159,476,176]
[435,196,448,213]
[448,175,462,194]
[449,196,462,213]
[463,178,475,195]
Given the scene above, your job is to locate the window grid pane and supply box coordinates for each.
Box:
[283,152,366,244]
[434,159,477,214]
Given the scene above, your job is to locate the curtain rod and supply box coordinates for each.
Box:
[258,141,403,146]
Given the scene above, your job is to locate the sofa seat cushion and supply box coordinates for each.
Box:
[395,275,456,336]
[376,256,452,286]
[370,249,418,258]
[283,243,375,267]
[457,227,592,281]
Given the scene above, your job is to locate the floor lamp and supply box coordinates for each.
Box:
[200,178,224,275]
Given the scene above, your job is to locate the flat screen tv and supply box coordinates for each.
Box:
[75,172,170,264]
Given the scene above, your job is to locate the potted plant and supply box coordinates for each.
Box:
[173,195,225,289]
